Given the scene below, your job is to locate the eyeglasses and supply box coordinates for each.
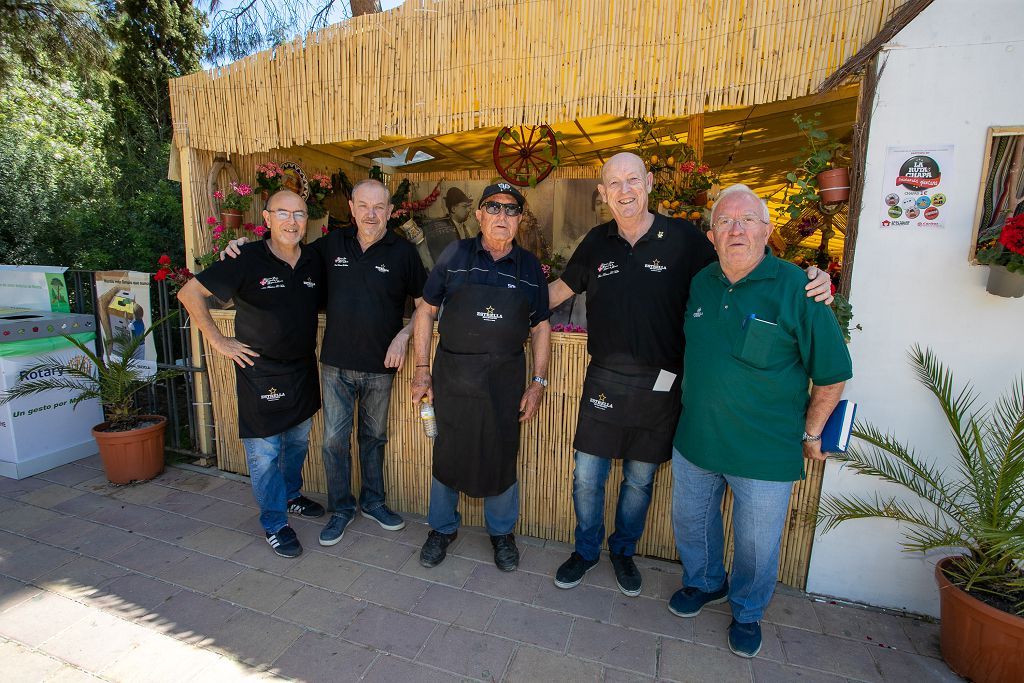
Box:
[481,201,523,217]
[268,209,308,221]
[712,215,769,231]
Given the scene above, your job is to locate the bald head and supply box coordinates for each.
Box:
[602,152,647,184]
[265,189,306,210]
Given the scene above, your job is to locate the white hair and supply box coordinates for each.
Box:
[711,184,770,222]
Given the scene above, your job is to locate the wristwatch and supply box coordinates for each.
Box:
[532,376,548,387]
[801,432,821,443]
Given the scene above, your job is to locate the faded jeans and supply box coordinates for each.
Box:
[428,477,519,536]
[241,418,312,534]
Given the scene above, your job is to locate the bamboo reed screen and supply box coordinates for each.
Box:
[169,0,903,155]
[206,310,826,588]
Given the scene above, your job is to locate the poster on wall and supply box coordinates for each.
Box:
[94,271,157,376]
[0,265,70,312]
[879,145,954,229]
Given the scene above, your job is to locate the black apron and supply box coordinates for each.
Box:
[235,355,321,439]
[432,253,531,497]
[572,361,681,464]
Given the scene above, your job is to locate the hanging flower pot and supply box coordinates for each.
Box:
[985,264,1024,298]
[221,210,243,231]
[816,168,850,205]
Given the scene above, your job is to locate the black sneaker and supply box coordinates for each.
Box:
[266,525,302,558]
[554,552,599,589]
[610,552,642,596]
[728,619,762,658]
[287,495,325,518]
[490,534,519,572]
[419,530,457,568]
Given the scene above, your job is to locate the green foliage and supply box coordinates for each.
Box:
[829,293,856,343]
[816,346,1024,615]
[783,114,845,220]
[0,314,184,430]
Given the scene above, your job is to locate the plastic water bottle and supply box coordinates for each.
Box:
[419,398,438,438]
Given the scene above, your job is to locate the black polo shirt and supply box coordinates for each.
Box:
[561,213,715,372]
[423,236,551,328]
[197,240,324,360]
[312,227,427,373]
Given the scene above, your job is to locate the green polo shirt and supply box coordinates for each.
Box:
[674,251,852,481]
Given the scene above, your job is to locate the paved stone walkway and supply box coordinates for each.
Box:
[0,460,961,682]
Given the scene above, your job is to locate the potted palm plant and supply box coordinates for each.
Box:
[0,315,184,484]
[816,345,1024,683]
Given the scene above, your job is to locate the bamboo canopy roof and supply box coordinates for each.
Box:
[169,0,905,159]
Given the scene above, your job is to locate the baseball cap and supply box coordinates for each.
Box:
[478,182,525,209]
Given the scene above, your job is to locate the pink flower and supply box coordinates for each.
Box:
[243,223,255,233]
[234,183,253,197]
[322,226,328,235]
[680,161,697,173]
[697,164,710,174]
[252,224,267,237]
[213,190,224,200]
[206,216,217,225]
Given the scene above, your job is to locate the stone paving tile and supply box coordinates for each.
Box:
[0,637,67,682]
[155,551,246,594]
[108,538,192,576]
[201,479,258,507]
[0,575,42,613]
[416,624,515,681]
[37,463,102,487]
[397,548,478,588]
[0,476,48,496]
[272,585,364,635]
[0,539,77,581]
[270,631,377,682]
[602,666,655,682]
[189,655,277,682]
[870,643,964,682]
[776,625,882,682]
[35,555,130,603]
[46,664,107,682]
[609,593,694,640]
[2,503,63,533]
[178,525,253,557]
[0,495,21,514]
[393,518,431,546]
[658,638,752,682]
[411,583,499,631]
[812,600,915,650]
[0,529,34,555]
[750,658,850,682]
[764,592,823,632]
[0,591,91,646]
[90,572,181,619]
[108,482,175,505]
[50,491,123,519]
[361,655,464,683]
[65,524,143,560]
[88,501,167,533]
[532,580,617,621]
[204,608,305,667]
[450,530,498,563]
[341,604,437,658]
[22,515,101,548]
[38,610,149,671]
[191,499,257,529]
[100,630,218,683]
[341,531,418,571]
[136,513,210,544]
[137,590,240,646]
[901,617,942,659]
[344,566,430,610]
[74,454,104,470]
[229,537,300,574]
[692,609,785,663]
[505,644,604,682]
[15,483,86,509]
[146,488,216,516]
[485,600,573,651]
[567,619,659,676]
[214,568,304,613]
[462,563,543,603]
[517,545,570,577]
[284,551,365,593]
[159,471,227,495]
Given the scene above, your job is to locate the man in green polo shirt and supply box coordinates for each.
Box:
[667,184,851,658]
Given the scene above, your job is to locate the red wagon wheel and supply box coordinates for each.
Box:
[492,125,558,187]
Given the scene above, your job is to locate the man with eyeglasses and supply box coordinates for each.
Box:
[409,182,551,572]
[545,153,833,599]
[178,189,325,558]
[667,184,850,657]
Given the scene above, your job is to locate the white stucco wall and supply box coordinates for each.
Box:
[805,0,1024,617]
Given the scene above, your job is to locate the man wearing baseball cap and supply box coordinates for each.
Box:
[410,182,552,572]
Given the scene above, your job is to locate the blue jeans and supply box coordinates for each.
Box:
[572,450,661,560]
[241,418,312,534]
[672,449,794,623]
[321,365,394,516]
[428,477,519,536]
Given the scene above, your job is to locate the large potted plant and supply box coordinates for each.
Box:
[784,113,849,219]
[0,317,184,484]
[304,173,332,243]
[215,181,253,230]
[976,213,1024,298]
[817,345,1024,683]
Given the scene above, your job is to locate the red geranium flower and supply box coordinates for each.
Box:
[158,254,172,266]
[153,269,168,281]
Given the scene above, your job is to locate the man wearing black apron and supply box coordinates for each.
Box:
[410,183,551,572]
[545,153,835,596]
[178,190,325,559]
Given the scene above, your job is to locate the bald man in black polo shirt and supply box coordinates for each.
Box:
[546,153,834,597]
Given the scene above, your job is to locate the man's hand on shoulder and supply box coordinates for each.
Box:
[804,265,834,305]
[220,237,249,261]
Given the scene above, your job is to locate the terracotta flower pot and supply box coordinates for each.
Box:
[91,415,167,485]
[816,168,851,205]
[935,558,1024,683]
[694,190,709,207]
[221,210,244,231]
[985,264,1024,298]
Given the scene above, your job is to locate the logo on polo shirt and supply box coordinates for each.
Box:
[375,264,390,274]
[589,392,614,411]
[476,305,503,322]
[303,278,316,288]
[644,259,667,273]
[261,387,286,402]
[692,307,703,318]
[333,257,350,267]
[259,276,285,290]
[596,261,619,278]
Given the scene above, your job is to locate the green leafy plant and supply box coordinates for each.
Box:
[976,214,1024,273]
[306,173,332,220]
[0,314,184,432]
[215,182,253,212]
[784,113,846,220]
[632,117,717,221]
[829,293,858,343]
[816,345,1024,615]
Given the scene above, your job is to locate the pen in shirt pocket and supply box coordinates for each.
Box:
[743,313,778,328]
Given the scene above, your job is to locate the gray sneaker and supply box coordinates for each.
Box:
[319,511,353,546]
[360,505,405,531]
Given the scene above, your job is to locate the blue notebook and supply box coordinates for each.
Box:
[822,400,857,453]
